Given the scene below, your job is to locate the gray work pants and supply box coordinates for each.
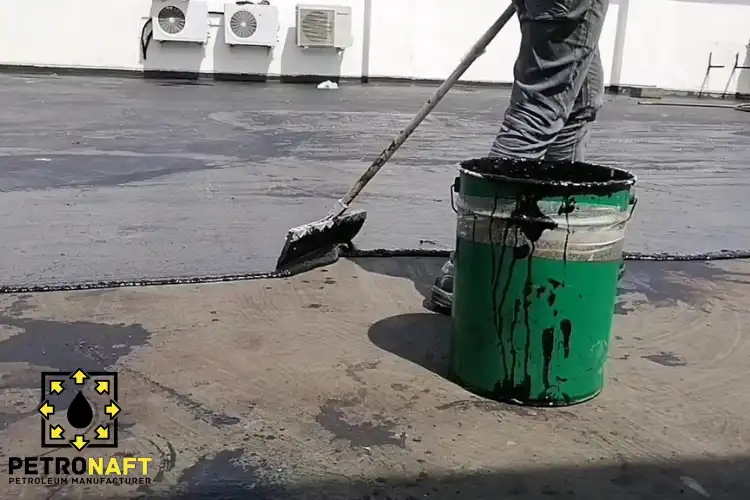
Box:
[439,0,609,280]
[489,0,609,161]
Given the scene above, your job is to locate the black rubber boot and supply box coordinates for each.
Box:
[429,256,454,314]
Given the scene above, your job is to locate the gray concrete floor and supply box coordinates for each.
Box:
[0,257,749,499]
[0,74,748,285]
[0,75,749,499]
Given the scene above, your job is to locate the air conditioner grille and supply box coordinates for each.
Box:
[301,9,334,44]
[230,10,258,38]
[157,5,186,35]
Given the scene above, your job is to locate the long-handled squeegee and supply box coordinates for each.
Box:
[275,4,516,271]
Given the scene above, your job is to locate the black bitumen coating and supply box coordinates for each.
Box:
[0,74,748,285]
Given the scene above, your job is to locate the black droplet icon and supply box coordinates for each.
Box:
[67,391,94,429]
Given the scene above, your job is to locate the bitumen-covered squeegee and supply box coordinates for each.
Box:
[274,4,516,271]
[275,208,367,270]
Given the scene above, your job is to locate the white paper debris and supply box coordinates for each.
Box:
[317,80,338,90]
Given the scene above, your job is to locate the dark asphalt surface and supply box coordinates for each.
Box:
[0,74,748,285]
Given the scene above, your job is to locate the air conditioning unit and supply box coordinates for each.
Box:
[150,0,208,43]
[224,2,279,47]
[295,4,353,49]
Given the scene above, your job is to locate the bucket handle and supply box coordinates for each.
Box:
[450,176,460,213]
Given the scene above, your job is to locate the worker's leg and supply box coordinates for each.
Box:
[430,0,609,312]
[543,47,625,280]
[489,0,609,159]
[544,46,604,162]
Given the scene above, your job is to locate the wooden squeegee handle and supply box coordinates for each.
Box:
[328,4,516,218]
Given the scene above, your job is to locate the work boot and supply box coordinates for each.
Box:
[429,254,454,314]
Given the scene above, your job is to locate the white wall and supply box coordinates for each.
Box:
[617,0,750,94]
[0,0,748,95]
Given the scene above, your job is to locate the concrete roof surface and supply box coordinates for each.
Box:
[0,74,748,499]
[1,256,749,499]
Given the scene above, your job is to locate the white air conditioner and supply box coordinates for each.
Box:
[224,2,279,47]
[295,4,353,49]
[151,0,208,43]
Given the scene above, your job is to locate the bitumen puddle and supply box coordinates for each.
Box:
[0,292,247,437]
[0,74,749,286]
[315,394,405,449]
[0,294,152,428]
[615,260,750,316]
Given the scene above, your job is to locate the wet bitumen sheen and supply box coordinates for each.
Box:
[0,74,748,285]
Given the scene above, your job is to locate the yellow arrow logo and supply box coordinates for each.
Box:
[49,425,65,440]
[95,380,109,395]
[95,425,109,440]
[70,435,88,451]
[70,369,88,385]
[105,400,120,419]
[50,381,64,394]
[38,401,55,419]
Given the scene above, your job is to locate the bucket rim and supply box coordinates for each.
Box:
[457,157,637,192]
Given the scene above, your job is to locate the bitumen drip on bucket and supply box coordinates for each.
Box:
[451,158,637,406]
[459,157,637,258]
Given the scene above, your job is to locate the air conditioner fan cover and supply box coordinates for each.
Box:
[230,10,258,38]
[301,10,333,43]
[158,5,187,35]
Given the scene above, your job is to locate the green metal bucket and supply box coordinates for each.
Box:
[450,157,637,406]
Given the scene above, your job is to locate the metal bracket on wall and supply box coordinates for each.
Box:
[721,52,750,99]
[698,52,724,98]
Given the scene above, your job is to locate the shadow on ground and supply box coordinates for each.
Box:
[352,256,750,318]
[363,259,750,384]
[147,453,748,499]
[349,256,446,308]
[349,256,454,379]
[369,311,452,378]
